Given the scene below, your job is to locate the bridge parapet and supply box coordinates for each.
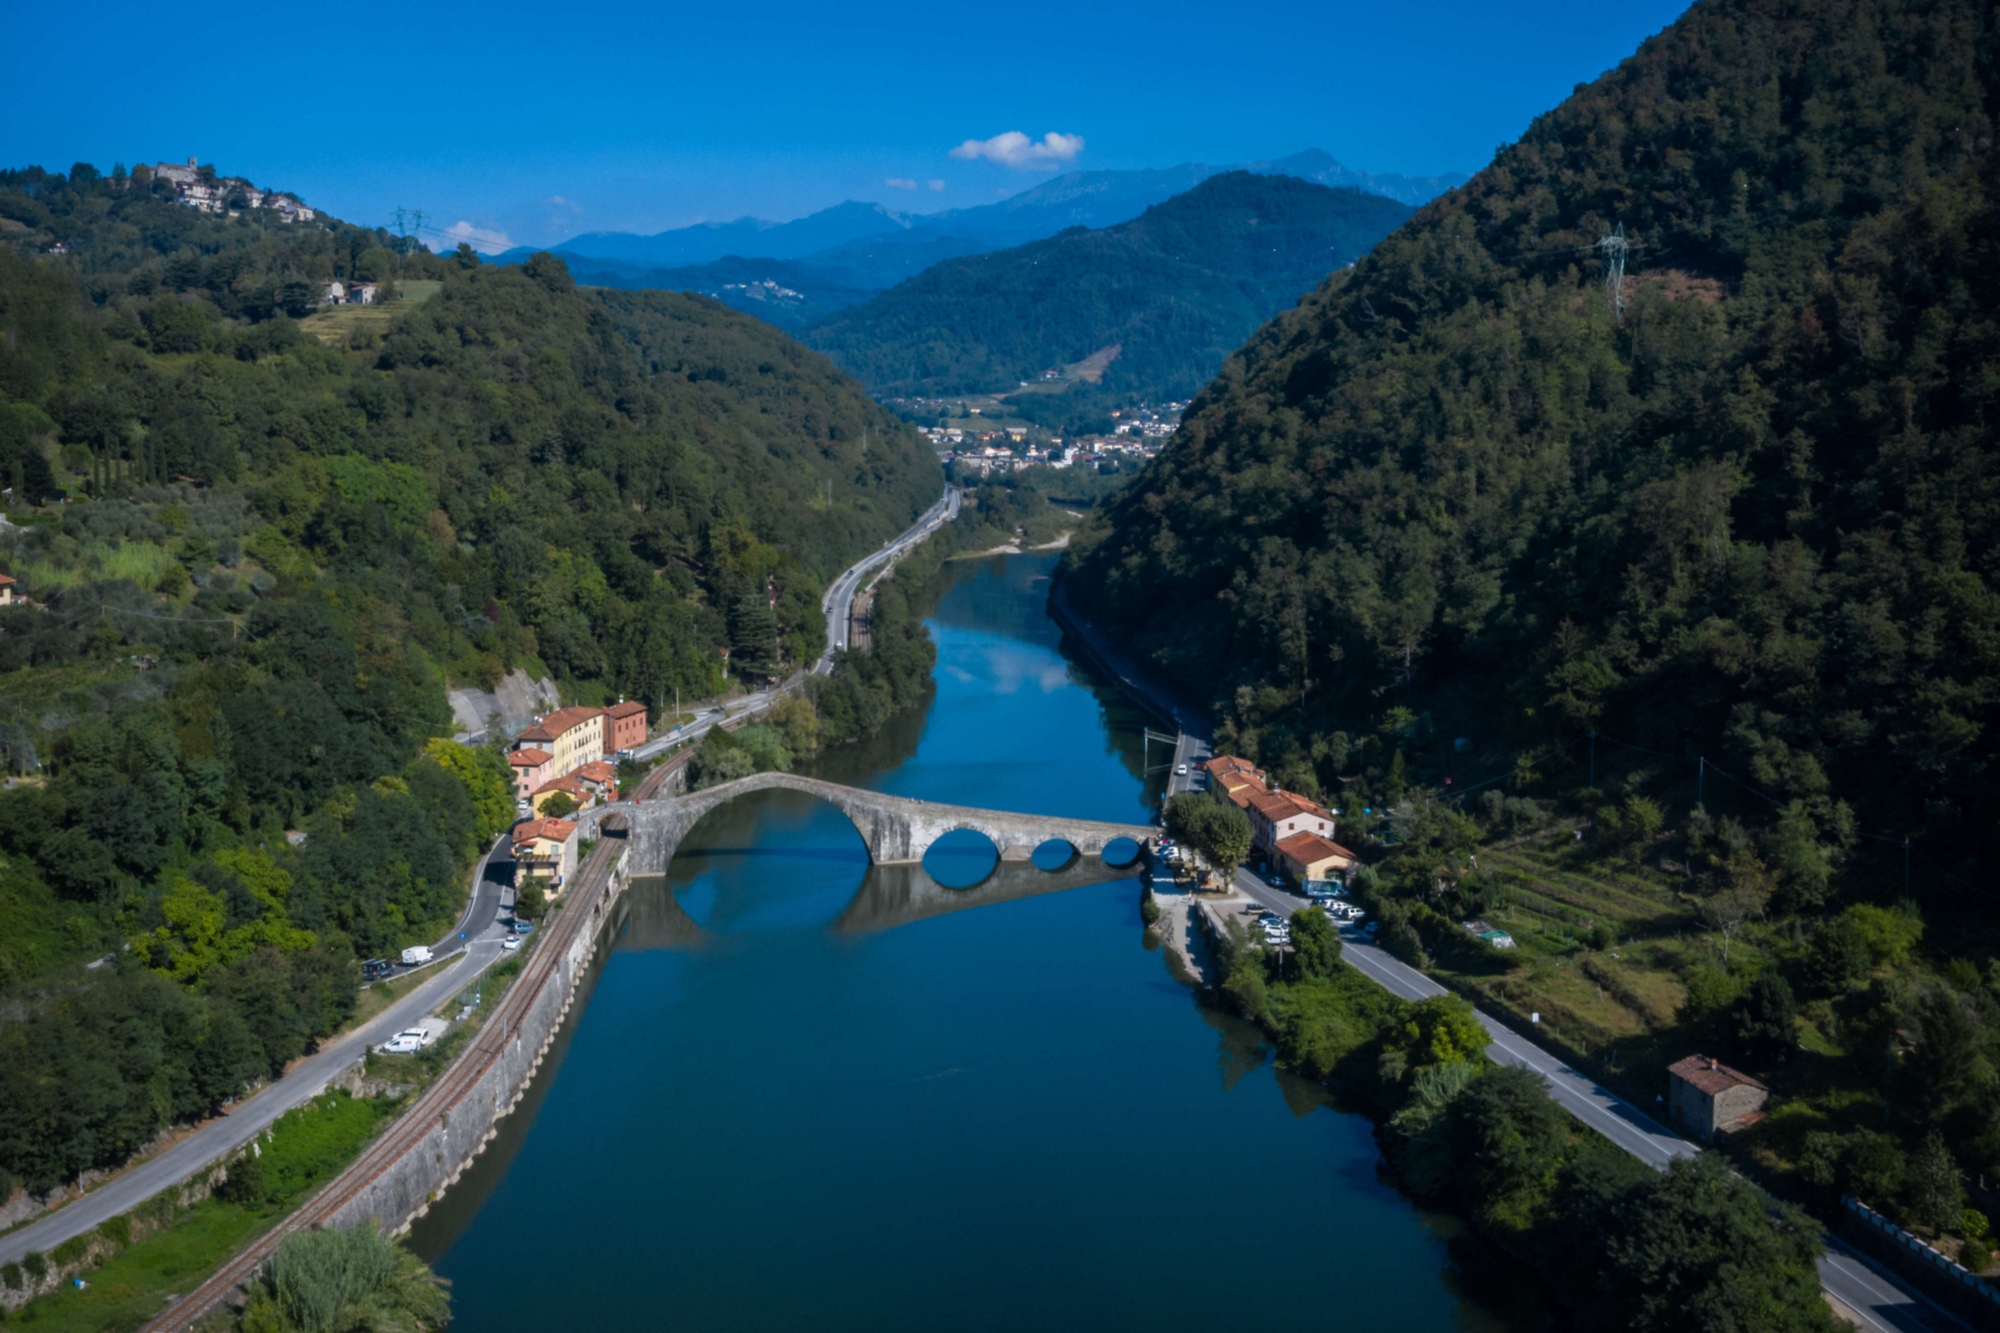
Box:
[592,772,1154,876]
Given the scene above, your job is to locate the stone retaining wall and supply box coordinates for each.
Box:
[320,855,629,1238]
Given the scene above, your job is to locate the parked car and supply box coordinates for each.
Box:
[1361,921,1380,937]
[1176,763,1188,776]
[401,945,434,966]
[503,936,521,951]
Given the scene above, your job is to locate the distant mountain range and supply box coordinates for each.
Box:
[802,172,1413,426]
[489,150,1466,324]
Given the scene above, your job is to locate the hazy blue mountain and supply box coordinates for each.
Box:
[497,200,918,269]
[535,151,1464,273]
[803,173,1412,417]
[1241,149,1470,206]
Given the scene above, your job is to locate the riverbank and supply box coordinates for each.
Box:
[124,839,635,1332]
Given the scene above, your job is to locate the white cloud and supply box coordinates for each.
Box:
[443,220,514,254]
[884,177,919,190]
[544,194,584,214]
[928,179,946,192]
[948,131,1085,170]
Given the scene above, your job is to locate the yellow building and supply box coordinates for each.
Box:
[515,706,604,778]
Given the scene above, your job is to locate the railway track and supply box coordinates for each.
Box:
[144,836,624,1332]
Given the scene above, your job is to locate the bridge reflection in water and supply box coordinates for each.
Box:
[613,851,1144,951]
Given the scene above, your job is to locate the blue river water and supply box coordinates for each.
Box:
[410,552,1510,1330]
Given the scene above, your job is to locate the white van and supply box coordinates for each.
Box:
[400,945,434,966]
[378,1017,449,1055]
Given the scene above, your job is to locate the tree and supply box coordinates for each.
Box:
[1697,879,1769,965]
[1161,792,1251,880]
[239,1223,449,1333]
[538,791,579,820]
[1909,1131,1965,1234]
[1400,995,1488,1070]
[1605,1154,1831,1333]
[515,880,547,922]
[1730,972,1799,1064]
[1449,1065,1570,1227]
[421,739,513,844]
[1203,802,1252,880]
[1290,907,1342,979]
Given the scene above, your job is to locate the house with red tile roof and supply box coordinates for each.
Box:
[511,817,578,890]
[507,747,554,801]
[1666,1055,1769,1139]
[1244,786,1337,856]
[602,699,648,754]
[575,760,619,803]
[1274,832,1358,882]
[530,773,594,817]
[514,706,605,778]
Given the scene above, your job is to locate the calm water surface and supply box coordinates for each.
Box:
[411,553,1507,1330]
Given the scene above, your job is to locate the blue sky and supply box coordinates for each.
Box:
[3,0,1692,251]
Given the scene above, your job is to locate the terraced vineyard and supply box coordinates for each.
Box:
[1437,832,1768,1082]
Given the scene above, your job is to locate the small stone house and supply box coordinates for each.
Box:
[1667,1054,1769,1140]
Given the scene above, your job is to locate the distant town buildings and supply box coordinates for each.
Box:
[149,158,314,222]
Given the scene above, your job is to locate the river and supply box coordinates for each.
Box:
[409,552,1518,1330]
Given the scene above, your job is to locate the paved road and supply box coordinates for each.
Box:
[820,486,958,663]
[1224,869,1962,1331]
[626,487,958,769]
[0,838,521,1268]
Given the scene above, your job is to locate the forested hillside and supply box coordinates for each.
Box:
[0,162,938,1197]
[804,173,1411,415]
[1068,0,1998,861]
[1066,0,2000,1264]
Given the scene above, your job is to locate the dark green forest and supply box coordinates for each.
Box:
[1067,0,2000,1279]
[1070,0,1998,862]
[0,163,939,1198]
[804,173,1411,421]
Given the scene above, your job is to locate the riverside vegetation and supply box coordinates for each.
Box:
[0,162,941,1213]
[1209,906,1833,1331]
[1068,0,2000,1280]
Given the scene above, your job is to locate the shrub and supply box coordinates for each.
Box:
[2,1261,22,1290]
[50,1235,88,1267]
[218,1151,268,1205]
[96,1213,131,1249]
[22,1251,47,1281]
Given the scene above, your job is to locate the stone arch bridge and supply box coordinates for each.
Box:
[584,771,1156,878]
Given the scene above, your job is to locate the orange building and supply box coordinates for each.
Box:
[1274,832,1358,882]
[602,700,648,755]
